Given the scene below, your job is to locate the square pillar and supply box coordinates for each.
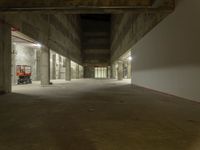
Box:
[65,57,71,81]
[0,20,11,93]
[111,63,116,79]
[40,46,50,86]
[58,55,62,79]
[36,49,41,81]
[11,44,17,85]
[51,54,56,80]
[107,66,111,79]
[76,64,79,79]
[117,61,123,81]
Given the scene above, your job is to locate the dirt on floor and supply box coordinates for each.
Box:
[0,79,200,150]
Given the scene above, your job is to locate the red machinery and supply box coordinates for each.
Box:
[16,65,32,84]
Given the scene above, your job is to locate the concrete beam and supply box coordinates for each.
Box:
[0,0,174,13]
[0,7,174,14]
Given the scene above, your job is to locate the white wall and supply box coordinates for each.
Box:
[132,0,200,102]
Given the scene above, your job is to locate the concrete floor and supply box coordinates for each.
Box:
[0,79,200,150]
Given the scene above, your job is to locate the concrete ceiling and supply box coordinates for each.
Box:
[0,0,154,8]
[12,31,39,48]
[0,0,175,13]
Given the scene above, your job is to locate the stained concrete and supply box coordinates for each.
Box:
[0,79,200,150]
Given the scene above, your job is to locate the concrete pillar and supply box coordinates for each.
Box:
[111,63,116,79]
[0,20,11,93]
[58,55,62,79]
[36,50,41,81]
[131,50,134,85]
[78,65,81,79]
[40,46,50,86]
[65,57,71,81]
[52,54,56,79]
[76,64,79,79]
[117,61,123,81]
[107,66,111,79]
[128,61,131,79]
[11,44,17,84]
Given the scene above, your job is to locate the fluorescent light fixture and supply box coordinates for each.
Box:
[128,56,132,61]
[34,43,42,48]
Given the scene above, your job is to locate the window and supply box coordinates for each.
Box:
[95,67,107,78]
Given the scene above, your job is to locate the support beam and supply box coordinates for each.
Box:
[40,46,50,86]
[0,19,11,94]
[65,57,71,81]
[117,61,123,81]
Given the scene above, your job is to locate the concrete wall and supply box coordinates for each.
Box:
[110,12,169,62]
[132,0,200,102]
[110,0,175,62]
[2,14,82,64]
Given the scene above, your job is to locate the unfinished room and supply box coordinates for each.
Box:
[0,0,200,149]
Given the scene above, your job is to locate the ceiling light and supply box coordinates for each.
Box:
[34,43,42,48]
[128,56,132,61]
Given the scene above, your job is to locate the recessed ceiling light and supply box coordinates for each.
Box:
[34,43,42,48]
[128,56,132,61]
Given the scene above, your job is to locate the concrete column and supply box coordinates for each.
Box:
[52,54,56,79]
[65,57,71,81]
[117,61,123,80]
[80,66,84,78]
[11,44,17,84]
[78,65,81,79]
[107,66,111,79]
[0,20,11,93]
[58,56,62,79]
[111,63,116,79]
[131,50,134,85]
[36,50,41,81]
[40,46,50,86]
[76,64,79,79]
[128,61,131,79]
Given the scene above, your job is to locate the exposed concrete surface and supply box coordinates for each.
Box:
[0,20,11,93]
[40,46,50,86]
[0,79,200,150]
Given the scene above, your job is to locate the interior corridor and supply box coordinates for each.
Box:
[1,79,200,150]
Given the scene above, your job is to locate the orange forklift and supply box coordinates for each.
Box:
[16,65,32,84]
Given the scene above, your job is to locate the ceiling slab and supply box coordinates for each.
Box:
[0,0,174,13]
[0,0,153,8]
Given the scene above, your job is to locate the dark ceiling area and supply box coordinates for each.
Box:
[80,14,111,70]
[80,14,111,22]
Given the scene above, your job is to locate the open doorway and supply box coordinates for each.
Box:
[11,30,42,90]
[114,50,132,83]
[71,61,83,80]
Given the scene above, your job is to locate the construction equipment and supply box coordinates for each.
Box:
[16,65,32,84]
